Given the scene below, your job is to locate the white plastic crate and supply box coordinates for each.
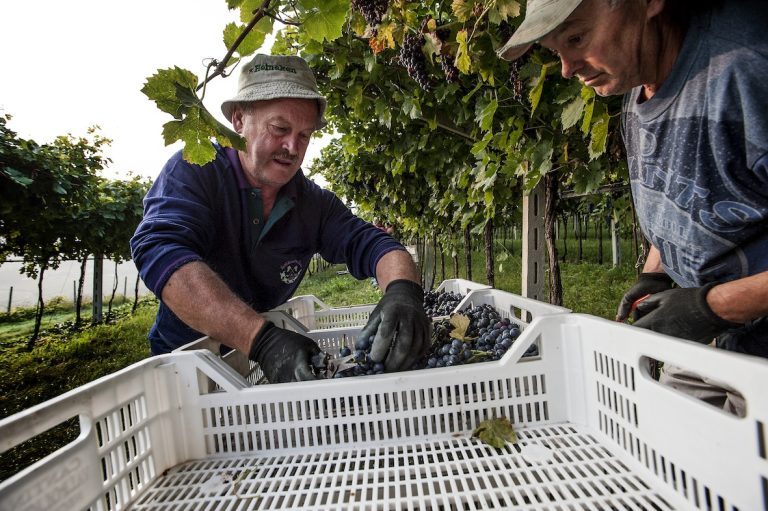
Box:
[454,288,571,327]
[433,277,491,295]
[175,325,363,386]
[3,314,768,510]
[273,280,492,331]
[177,289,565,383]
[269,295,376,330]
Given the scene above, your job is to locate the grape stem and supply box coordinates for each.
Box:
[196,0,273,92]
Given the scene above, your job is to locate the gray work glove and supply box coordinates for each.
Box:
[249,321,320,383]
[616,272,674,322]
[633,283,740,343]
[359,279,431,372]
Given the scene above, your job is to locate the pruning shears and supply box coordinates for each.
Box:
[311,351,358,378]
[616,293,651,323]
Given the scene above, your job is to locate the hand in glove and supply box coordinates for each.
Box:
[632,283,740,343]
[616,272,674,322]
[249,321,321,383]
[359,279,431,372]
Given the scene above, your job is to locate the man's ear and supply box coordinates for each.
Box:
[645,0,665,19]
[231,107,244,134]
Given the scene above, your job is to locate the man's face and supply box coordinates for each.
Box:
[232,97,318,188]
[540,0,662,96]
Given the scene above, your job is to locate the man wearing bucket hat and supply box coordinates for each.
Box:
[131,54,430,383]
[498,0,768,413]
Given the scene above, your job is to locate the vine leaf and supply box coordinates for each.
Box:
[476,99,498,132]
[455,30,472,74]
[143,67,244,165]
[561,95,585,131]
[490,0,521,23]
[452,0,474,22]
[472,417,518,449]
[449,314,472,341]
[299,0,348,43]
[580,86,596,134]
[529,64,548,115]
[589,110,610,161]
[142,67,198,118]
[223,17,273,58]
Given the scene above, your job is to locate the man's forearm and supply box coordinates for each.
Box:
[375,249,421,292]
[643,245,664,273]
[161,261,265,354]
[708,271,768,324]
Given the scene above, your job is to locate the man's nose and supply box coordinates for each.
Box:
[560,56,578,79]
[282,136,300,156]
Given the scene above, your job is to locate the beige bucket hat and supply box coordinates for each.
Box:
[497,0,583,60]
[221,54,328,128]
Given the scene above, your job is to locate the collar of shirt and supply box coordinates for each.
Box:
[224,147,298,244]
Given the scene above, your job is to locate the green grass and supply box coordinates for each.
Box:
[296,268,382,306]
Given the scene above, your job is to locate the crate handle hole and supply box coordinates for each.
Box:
[639,357,746,418]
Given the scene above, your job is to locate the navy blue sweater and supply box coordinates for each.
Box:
[130,145,404,353]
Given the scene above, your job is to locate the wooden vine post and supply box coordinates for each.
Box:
[522,181,546,314]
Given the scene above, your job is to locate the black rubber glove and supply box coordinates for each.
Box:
[359,279,431,372]
[249,321,321,383]
[616,272,674,322]
[632,283,740,343]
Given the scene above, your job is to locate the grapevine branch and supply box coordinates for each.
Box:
[196,0,272,92]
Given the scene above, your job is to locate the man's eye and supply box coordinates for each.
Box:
[271,125,288,133]
[568,34,583,45]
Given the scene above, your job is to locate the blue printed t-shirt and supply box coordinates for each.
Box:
[130,145,405,353]
[621,0,768,288]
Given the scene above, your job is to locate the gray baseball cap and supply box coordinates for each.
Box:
[497,0,583,60]
[221,54,328,128]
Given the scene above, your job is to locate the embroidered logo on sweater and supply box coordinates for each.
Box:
[280,260,302,284]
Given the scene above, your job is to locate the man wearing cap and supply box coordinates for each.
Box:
[498,0,768,413]
[131,54,430,383]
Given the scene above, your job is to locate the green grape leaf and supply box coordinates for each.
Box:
[452,0,474,22]
[476,98,498,132]
[560,95,585,131]
[162,105,244,165]
[530,138,553,178]
[299,0,348,42]
[455,30,472,74]
[528,64,548,115]
[239,0,265,23]
[2,168,33,186]
[472,417,518,449]
[222,17,272,56]
[589,111,610,160]
[141,67,199,118]
[580,85,596,135]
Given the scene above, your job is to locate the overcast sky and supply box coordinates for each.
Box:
[0,0,332,184]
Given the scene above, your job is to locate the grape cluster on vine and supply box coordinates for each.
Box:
[440,54,459,83]
[399,34,432,92]
[509,61,524,102]
[351,0,389,27]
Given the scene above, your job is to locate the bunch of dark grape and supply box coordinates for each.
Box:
[423,304,536,370]
[509,61,524,102]
[333,334,385,378]
[423,290,464,317]
[440,54,459,83]
[399,34,432,91]
[465,304,527,360]
[435,22,451,43]
[330,304,536,379]
[351,0,389,26]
